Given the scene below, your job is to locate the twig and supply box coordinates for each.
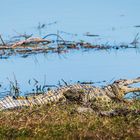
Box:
[43,33,66,45]
[0,35,6,46]
[12,30,33,39]
[130,33,139,47]
[61,79,68,86]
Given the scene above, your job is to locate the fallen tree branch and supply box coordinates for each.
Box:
[11,37,51,48]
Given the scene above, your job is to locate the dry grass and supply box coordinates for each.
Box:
[0,101,140,140]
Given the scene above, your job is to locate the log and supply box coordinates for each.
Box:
[11,37,51,48]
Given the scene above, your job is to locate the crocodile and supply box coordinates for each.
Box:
[0,77,140,111]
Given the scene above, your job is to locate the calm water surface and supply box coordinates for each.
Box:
[0,49,140,97]
[0,0,140,97]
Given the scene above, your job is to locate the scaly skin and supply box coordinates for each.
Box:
[0,77,140,111]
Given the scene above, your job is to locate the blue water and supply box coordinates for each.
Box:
[1,0,140,44]
[0,49,140,97]
[0,0,140,97]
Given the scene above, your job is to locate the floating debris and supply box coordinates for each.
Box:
[84,32,100,37]
[134,25,140,28]
[0,31,139,59]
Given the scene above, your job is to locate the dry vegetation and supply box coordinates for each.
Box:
[0,100,140,140]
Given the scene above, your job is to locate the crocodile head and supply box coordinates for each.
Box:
[111,77,140,99]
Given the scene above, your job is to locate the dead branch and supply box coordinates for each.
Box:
[11,37,51,48]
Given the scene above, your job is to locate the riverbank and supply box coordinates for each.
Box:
[0,100,140,140]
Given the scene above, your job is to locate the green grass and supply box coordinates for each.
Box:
[0,101,140,140]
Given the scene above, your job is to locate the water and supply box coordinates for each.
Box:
[0,0,140,97]
[1,0,140,44]
[0,49,140,97]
